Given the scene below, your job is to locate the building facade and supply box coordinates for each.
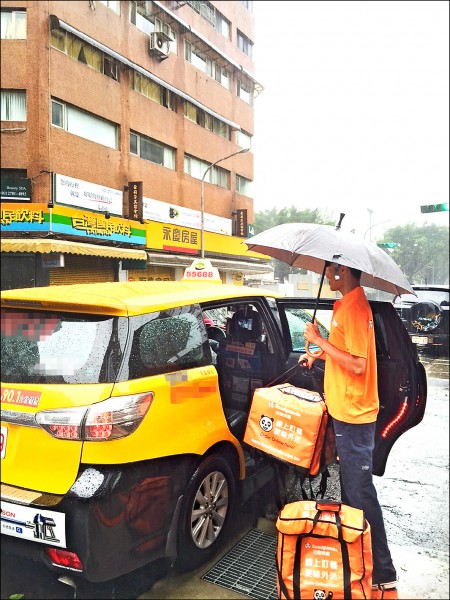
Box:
[1,0,271,289]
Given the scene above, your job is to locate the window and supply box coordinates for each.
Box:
[1,310,122,385]
[214,11,230,39]
[1,90,26,121]
[237,130,252,150]
[186,1,230,38]
[126,306,210,379]
[50,26,119,81]
[130,131,175,170]
[51,99,118,149]
[1,9,26,39]
[237,30,253,58]
[184,101,230,139]
[184,154,229,189]
[130,3,177,54]
[237,79,254,106]
[130,71,176,111]
[240,0,253,11]
[98,0,120,13]
[236,175,253,196]
[184,41,230,90]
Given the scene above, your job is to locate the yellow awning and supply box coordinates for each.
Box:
[0,238,148,261]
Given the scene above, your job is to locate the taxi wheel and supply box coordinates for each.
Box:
[175,454,236,572]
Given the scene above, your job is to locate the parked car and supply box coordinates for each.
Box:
[1,281,427,589]
[393,284,449,355]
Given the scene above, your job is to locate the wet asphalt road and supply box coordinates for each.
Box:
[1,357,448,600]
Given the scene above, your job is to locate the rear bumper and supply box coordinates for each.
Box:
[1,456,195,582]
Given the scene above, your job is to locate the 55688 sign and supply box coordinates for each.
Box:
[182,259,221,283]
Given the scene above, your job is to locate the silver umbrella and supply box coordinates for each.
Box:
[245,214,414,357]
[245,214,414,296]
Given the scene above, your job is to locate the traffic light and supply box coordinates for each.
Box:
[377,242,398,248]
[420,202,449,213]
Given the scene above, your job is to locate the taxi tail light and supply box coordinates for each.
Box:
[36,393,154,441]
[381,398,408,439]
[45,547,83,571]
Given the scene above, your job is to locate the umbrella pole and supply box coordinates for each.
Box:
[312,263,327,322]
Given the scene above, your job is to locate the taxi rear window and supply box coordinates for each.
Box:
[1,309,121,384]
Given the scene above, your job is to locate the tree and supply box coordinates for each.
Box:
[377,224,449,285]
[253,207,333,282]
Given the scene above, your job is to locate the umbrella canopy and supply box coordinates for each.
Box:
[245,221,414,296]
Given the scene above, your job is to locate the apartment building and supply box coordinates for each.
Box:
[0,0,271,289]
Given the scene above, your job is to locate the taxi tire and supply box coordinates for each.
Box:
[175,454,236,572]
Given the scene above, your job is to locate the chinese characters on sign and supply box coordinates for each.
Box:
[128,181,143,221]
[162,226,198,245]
[71,215,132,237]
[236,209,248,237]
[1,206,46,228]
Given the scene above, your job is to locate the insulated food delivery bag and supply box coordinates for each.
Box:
[243,384,328,476]
[276,500,373,600]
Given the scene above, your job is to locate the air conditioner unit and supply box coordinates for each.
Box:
[149,31,171,58]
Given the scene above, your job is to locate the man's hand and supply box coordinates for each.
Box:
[298,353,315,369]
[304,320,323,346]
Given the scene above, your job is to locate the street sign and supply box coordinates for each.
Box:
[377,242,398,248]
[420,203,449,213]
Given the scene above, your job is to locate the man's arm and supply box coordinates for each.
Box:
[301,320,366,376]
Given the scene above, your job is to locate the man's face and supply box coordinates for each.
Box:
[325,264,342,292]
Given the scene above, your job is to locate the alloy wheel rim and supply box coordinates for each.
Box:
[190,470,229,549]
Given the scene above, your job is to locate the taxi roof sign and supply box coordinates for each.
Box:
[182,259,222,283]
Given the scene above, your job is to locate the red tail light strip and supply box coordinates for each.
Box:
[381,399,408,439]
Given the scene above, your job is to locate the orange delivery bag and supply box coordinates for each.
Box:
[243,384,328,477]
[276,500,373,600]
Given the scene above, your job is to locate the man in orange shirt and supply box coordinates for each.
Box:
[300,261,398,600]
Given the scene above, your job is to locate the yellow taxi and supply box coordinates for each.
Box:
[1,281,427,588]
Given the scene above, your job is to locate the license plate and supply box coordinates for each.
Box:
[0,426,6,459]
[1,500,66,547]
[412,336,428,345]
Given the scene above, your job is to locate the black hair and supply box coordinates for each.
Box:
[325,261,361,281]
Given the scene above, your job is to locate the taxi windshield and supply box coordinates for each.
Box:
[1,309,122,384]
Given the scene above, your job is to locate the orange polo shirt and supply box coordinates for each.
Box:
[324,286,379,424]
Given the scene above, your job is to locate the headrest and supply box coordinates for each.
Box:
[228,307,263,342]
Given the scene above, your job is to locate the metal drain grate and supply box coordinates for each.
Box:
[202,528,278,600]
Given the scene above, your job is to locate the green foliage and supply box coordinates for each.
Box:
[253,207,334,282]
[378,224,449,285]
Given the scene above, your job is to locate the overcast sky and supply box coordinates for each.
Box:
[251,0,449,239]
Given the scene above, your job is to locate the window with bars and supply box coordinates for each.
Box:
[1,90,26,121]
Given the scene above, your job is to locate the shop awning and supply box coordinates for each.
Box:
[1,239,148,261]
[145,252,273,275]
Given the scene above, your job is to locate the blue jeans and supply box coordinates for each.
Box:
[333,418,397,585]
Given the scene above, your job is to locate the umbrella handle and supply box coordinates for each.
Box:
[305,341,324,359]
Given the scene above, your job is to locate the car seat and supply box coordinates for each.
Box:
[216,307,270,438]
